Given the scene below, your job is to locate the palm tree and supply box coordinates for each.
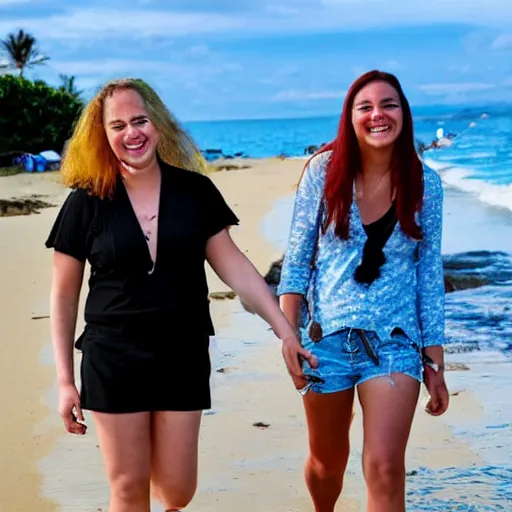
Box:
[59,74,83,99]
[0,29,49,77]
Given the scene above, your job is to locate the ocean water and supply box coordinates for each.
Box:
[189,104,512,510]
[186,104,512,214]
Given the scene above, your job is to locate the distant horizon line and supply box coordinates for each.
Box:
[182,101,512,124]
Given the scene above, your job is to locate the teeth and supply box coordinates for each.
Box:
[125,142,144,150]
[369,126,389,133]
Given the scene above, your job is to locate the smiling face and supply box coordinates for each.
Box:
[351,80,403,151]
[103,88,159,172]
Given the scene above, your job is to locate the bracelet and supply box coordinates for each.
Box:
[422,353,444,373]
[423,359,445,373]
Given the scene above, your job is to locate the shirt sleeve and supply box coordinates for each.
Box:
[201,176,239,239]
[417,166,445,348]
[276,152,328,297]
[45,189,95,262]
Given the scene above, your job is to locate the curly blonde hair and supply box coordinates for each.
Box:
[61,78,207,198]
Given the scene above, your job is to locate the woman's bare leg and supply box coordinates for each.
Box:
[357,374,420,512]
[92,412,152,512]
[150,410,203,511]
[302,389,355,512]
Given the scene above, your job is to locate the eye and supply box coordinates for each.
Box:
[111,125,124,131]
[358,105,372,112]
[383,103,400,109]
[134,119,148,126]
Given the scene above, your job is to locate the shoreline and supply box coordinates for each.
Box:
[0,158,510,511]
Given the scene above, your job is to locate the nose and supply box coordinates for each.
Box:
[370,106,384,119]
[125,124,140,139]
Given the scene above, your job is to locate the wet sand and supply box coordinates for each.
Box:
[0,160,490,511]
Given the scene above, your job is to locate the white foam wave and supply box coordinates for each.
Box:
[424,158,512,213]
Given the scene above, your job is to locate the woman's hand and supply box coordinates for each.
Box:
[58,383,87,435]
[423,366,450,416]
[281,335,318,390]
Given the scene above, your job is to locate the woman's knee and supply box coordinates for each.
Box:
[153,478,197,510]
[307,449,348,481]
[111,471,150,503]
[364,453,405,493]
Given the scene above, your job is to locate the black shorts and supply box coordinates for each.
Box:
[77,324,211,414]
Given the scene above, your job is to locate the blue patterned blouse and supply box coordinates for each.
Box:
[277,151,445,348]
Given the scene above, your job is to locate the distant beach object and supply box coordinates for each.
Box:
[304,142,327,155]
[202,148,223,161]
[417,130,456,154]
[18,149,61,172]
[436,137,453,148]
[201,148,248,162]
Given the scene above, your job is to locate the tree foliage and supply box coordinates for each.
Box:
[0,29,49,77]
[58,74,83,99]
[0,74,83,155]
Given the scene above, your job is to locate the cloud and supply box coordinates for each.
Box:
[1,1,512,44]
[48,58,164,76]
[381,60,405,72]
[491,33,512,50]
[0,9,241,40]
[274,89,346,101]
[418,82,496,95]
[0,0,39,4]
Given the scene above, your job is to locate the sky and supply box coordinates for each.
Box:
[1,0,512,121]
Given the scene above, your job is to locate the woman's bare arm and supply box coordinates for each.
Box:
[50,251,85,386]
[205,229,317,382]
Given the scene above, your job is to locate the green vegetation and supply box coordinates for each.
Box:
[0,166,23,177]
[58,73,83,100]
[0,74,83,155]
[0,29,83,164]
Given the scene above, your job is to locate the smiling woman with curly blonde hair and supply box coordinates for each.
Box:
[45,77,314,512]
[61,78,207,198]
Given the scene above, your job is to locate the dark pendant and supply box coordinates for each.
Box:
[308,322,323,343]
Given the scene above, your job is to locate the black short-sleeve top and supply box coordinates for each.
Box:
[45,163,239,337]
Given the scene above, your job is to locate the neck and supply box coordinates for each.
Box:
[120,158,161,190]
[359,147,393,177]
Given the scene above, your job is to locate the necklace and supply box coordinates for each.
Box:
[142,215,157,242]
[355,169,391,201]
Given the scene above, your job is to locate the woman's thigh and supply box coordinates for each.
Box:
[358,373,420,464]
[92,411,152,487]
[150,410,203,501]
[303,389,355,467]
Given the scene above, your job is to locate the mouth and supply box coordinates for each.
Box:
[368,125,391,134]
[124,140,147,154]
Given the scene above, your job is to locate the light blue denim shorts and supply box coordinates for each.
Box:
[299,327,423,395]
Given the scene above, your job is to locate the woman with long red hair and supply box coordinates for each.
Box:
[278,70,449,511]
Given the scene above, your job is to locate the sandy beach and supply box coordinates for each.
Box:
[0,158,500,511]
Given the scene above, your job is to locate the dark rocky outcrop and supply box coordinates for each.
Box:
[0,197,54,217]
[240,251,512,313]
[304,142,327,155]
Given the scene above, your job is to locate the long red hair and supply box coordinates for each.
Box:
[305,70,424,240]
